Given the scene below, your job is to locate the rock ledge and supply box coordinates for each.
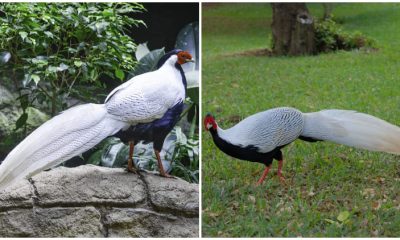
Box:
[0,165,199,237]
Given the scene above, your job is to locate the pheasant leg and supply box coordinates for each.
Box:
[127,141,137,173]
[154,149,172,178]
[256,165,271,186]
[277,159,286,183]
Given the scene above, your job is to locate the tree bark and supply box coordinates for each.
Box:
[271,3,316,56]
[322,3,334,20]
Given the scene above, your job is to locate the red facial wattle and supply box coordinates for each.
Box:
[204,115,217,131]
[177,51,193,65]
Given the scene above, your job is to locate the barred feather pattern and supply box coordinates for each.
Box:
[217,107,305,153]
[105,55,185,124]
[216,107,400,156]
[0,104,128,191]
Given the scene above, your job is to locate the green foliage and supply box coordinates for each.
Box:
[96,123,199,183]
[314,18,376,52]
[203,3,400,237]
[127,47,166,78]
[175,22,199,108]
[0,3,145,118]
[169,120,199,183]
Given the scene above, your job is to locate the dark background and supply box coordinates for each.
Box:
[129,3,199,51]
[102,2,199,98]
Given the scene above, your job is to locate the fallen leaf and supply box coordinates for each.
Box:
[317,200,336,212]
[337,210,350,222]
[371,229,379,237]
[248,195,256,204]
[230,201,239,210]
[208,211,221,217]
[372,201,381,210]
[361,219,368,227]
[308,190,316,197]
[362,188,376,198]
[324,218,337,225]
[277,205,293,214]
[377,177,385,184]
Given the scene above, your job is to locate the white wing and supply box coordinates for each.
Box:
[105,55,185,123]
[218,107,305,153]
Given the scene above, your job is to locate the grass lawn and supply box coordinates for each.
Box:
[202,3,400,237]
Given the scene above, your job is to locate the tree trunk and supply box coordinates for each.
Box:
[271,3,315,56]
[322,3,334,20]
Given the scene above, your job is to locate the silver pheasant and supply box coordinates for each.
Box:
[204,107,400,185]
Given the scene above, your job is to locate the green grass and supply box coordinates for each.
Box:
[202,3,400,237]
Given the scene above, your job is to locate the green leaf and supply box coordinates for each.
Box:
[74,60,83,67]
[324,219,337,225]
[44,31,54,38]
[95,21,109,33]
[31,74,40,85]
[0,51,11,64]
[187,87,199,105]
[32,58,48,66]
[175,22,198,65]
[19,31,28,40]
[135,42,150,61]
[102,8,114,17]
[19,94,29,110]
[337,211,350,222]
[47,66,58,73]
[189,106,197,139]
[1,2,144,119]
[86,150,102,165]
[115,69,125,80]
[26,37,36,45]
[57,63,69,71]
[128,48,165,78]
[15,112,28,130]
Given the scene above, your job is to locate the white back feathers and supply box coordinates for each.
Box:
[217,107,305,153]
[105,55,184,123]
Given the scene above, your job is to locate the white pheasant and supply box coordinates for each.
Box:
[0,50,194,191]
[204,107,400,185]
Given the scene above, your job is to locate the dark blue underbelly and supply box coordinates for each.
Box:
[114,101,185,150]
[210,129,285,166]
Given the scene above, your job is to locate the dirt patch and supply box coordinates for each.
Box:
[224,48,273,57]
[220,115,242,125]
[202,3,222,10]
[203,15,271,36]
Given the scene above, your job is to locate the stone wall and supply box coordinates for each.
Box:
[0,165,199,237]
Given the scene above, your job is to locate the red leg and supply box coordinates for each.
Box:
[277,159,285,183]
[154,149,172,178]
[256,165,271,186]
[127,141,137,173]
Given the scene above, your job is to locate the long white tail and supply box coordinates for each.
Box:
[301,110,400,155]
[0,103,128,191]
